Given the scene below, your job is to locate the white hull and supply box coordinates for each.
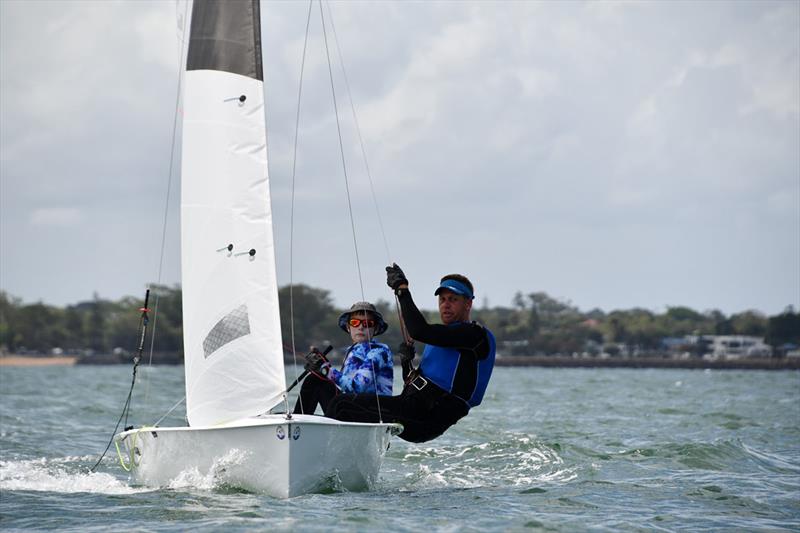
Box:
[116,415,402,498]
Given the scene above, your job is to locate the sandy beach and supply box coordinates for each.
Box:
[0,356,78,367]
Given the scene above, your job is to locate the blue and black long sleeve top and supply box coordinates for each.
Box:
[329,341,393,395]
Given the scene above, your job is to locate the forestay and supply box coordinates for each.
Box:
[181,0,284,427]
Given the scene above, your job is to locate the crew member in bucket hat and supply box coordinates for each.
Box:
[336,301,389,336]
[327,266,496,443]
[293,301,393,415]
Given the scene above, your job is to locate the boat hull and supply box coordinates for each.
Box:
[115,415,402,498]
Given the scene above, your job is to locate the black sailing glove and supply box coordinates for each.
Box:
[398,342,416,382]
[304,348,330,377]
[397,342,416,365]
[386,263,408,291]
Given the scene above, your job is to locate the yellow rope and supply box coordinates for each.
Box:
[114,434,134,472]
[115,427,153,472]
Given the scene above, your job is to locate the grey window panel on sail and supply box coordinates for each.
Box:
[203,304,251,359]
[186,0,263,81]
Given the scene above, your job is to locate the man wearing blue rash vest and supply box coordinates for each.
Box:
[327,264,496,443]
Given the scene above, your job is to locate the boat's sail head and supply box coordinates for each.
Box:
[181,0,285,427]
[187,0,263,81]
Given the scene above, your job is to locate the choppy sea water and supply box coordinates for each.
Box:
[1,364,798,531]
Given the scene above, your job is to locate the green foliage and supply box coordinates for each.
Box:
[730,310,768,337]
[0,287,792,358]
[666,306,705,323]
[765,307,800,348]
[278,284,341,353]
[0,288,182,356]
[146,285,183,352]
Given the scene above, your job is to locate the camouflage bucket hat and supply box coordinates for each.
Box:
[337,301,388,335]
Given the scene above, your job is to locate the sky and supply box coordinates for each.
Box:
[1,0,798,316]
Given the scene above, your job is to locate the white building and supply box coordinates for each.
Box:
[704,335,772,360]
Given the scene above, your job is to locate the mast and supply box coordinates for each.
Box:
[181,0,285,426]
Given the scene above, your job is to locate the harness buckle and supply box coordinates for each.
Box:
[410,374,428,391]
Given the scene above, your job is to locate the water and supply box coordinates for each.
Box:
[1,365,798,531]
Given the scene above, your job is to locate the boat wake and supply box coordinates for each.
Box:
[165,449,250,491]
[567,438,800,475]
[396,431,575,490]
[0,456,150,495]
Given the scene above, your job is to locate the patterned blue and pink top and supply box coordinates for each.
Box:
[329,341,393,395]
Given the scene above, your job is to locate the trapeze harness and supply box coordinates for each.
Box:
[406,324,496,408]
[397,288,496,413]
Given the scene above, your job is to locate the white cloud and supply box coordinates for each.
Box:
[1,0,797,315]
[133,2,186,71]
[767,189,800,216]
[29,207,83,227]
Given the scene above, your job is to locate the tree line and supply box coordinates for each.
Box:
[1,285,798,359]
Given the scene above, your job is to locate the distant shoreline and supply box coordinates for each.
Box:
[494,356,800,371]
[1,353,798,370]
[0,355,78,367]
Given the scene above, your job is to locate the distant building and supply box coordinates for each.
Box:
[703,335,771,360]
[780,343,800,358]
[498,339,530,357]
[662,335,772,360]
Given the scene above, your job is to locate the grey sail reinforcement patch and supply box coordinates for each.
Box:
[186,0,263,81]
[203,304,251,358]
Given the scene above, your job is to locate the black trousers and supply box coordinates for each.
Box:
[327,382,469,443]
[293,374,338,415]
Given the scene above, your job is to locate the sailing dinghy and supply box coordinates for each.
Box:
[115,0,401,498]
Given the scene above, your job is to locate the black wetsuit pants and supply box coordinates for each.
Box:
[293,374,338,415]
[327,380,469,443]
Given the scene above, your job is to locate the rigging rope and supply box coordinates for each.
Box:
[324,1,392,264]
[323,1,410,345]
[287,0,315,414]
[318,1,367,303]
[88,361,138,472]
[285,1,397,421]
[319,0,384,421]
[139,0,191,423]
[89,295,149,472]
[152,396,186,427]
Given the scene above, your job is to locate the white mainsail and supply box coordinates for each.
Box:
[180,0,285,427]
[116,1,401,497]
